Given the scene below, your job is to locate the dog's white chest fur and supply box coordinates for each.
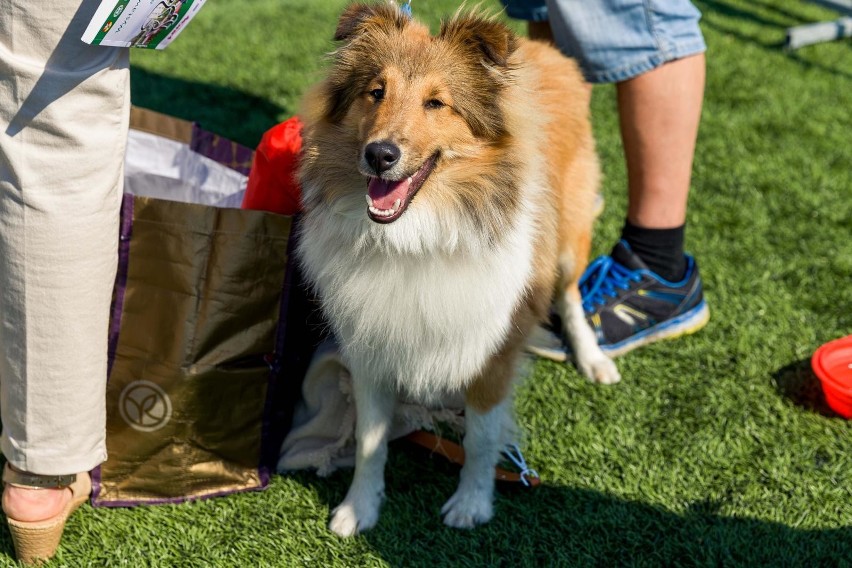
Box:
[298,204,536,400]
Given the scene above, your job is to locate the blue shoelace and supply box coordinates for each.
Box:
[579,256,643,314]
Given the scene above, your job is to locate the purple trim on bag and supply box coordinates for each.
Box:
[191,123,254,176]
[107,194,134,377]
[92,194,134,506]
[257,216,300,485]
[93,483,269,509]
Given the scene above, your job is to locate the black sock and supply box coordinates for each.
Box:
[620,221,686,282]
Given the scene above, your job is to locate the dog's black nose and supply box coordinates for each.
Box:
[364,141,401,174]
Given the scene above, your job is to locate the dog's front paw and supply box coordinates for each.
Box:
[576,352,621,385]
[441,489,494,529]
[329,499,381,537]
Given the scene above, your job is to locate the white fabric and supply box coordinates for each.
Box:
[124,130,247,208]
[0,0,130,475]
[278,338,465,476]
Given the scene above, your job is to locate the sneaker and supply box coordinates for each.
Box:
[526,240,709,361]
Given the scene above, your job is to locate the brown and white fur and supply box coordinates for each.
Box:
[296,2,620,536]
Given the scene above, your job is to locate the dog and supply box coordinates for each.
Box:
[295,2,621,536]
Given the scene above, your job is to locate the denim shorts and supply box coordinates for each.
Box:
[501,0,549,22]
[499,0,706,83]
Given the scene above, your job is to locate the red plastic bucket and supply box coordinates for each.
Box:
[811,335,852,419]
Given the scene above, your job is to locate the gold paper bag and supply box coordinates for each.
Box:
[92,108,300,506]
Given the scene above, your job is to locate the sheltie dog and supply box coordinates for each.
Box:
[296,2,620,536]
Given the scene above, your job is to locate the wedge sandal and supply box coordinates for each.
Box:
[3,464,91,565]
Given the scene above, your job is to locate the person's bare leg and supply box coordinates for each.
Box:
[528,21,554,43]
[617,53,705,229]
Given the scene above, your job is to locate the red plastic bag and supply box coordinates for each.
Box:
[242,116,303,215]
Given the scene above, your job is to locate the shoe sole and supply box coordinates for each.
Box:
[525,300,710,362]
[6,473,91,565]
[525,325,569,362]
[600,299,710,358]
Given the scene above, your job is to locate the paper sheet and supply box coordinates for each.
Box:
[81,0,206,49]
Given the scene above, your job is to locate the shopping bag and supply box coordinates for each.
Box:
[92,108,318,506]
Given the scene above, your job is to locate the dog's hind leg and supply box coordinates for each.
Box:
[441,396,510,529]
[556,219,621,384]
[329,377,396,537]
[551,134,620,384]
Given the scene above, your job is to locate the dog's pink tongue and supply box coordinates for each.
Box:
[368,177,411,210]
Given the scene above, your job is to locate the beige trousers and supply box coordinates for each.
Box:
[0,1,130,475]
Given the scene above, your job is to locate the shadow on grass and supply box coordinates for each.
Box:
[697,0,852,80]
[290,441,852,567]
[771,358,841,418]
[130,67,285,149]
[700,0,818,32]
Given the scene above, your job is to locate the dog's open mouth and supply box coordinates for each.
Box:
[365,153,438,224]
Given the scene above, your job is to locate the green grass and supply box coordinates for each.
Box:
[4,0,851,565]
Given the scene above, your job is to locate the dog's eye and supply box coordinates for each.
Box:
[369,88,385,101]
[424,99,445,110]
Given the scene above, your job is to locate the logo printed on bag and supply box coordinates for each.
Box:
[118,380,173,432]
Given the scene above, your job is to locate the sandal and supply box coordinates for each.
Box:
[2,464,91,565]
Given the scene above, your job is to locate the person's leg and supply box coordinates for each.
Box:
[528,21,554,43]
[541,0,709,356]
[545,0,706,273]
[619,53,704,230]
[0,0,129,527]
[617,52,705,281]
[498,1,555,42]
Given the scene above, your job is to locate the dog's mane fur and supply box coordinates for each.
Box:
[299,3,540,256]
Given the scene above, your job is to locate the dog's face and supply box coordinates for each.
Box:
[301,3,522,243]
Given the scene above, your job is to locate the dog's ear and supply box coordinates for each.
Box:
[334,2,407,42]
[439,14,518,68]
[326,3,409,123]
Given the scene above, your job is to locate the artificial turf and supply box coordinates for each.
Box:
[1,0,849,566]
